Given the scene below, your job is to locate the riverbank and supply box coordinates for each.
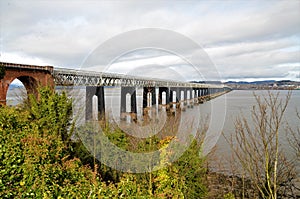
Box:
[206,171,299,198]
[206,171,256,198]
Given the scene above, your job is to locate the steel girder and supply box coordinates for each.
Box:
[53,68,225,89]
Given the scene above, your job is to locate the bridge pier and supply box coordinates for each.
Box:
[188,88,194,108]
[142,87,156,120]
[178,89,185,111]
[197,88,205,103]
[199,88,203,97]
[204,88,209,96]
[158,87,170,111]
[184,88,189,107]
[120,87,137,121]
[193,88,199,104]
[143,87,156,109]
[170,87,181,110]
[86,86,105,121]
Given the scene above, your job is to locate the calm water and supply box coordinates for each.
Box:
[210,90,300,176]
[6,87,27,106]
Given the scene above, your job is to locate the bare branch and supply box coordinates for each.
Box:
[225,91,296,198]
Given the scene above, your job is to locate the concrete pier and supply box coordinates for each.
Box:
[86,86,105,121]
[120,87,137,121]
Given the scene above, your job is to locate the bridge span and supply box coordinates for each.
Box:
[0,62,231,121]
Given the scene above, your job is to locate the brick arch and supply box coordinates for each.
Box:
[0,63,54,105]
[15,76,39,98]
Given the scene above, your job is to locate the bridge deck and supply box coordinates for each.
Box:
[1,62,225,88]
[53,68,224,88]
[1,62,54,73]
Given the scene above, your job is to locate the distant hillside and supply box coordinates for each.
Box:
[9,83,25,89]
[226,80,276,85]
[190,81,222,84]
[225,80,300,90]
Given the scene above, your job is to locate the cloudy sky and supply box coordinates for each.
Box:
[0,0,299,82]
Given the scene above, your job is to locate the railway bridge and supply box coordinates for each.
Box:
[0,62,231,121]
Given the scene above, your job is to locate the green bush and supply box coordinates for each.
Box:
[0,86,208,198]
[0,88,103,198]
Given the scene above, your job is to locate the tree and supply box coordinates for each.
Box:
[25,86,73,144]
[173,138,207,198]
[0,87,108,198]
[225,91,297,198]
[288,110,300,160]
[286,110,300,196]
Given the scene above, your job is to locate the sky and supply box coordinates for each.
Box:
[0,0,299,82]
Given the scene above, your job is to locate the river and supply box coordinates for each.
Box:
[208,90,300,174]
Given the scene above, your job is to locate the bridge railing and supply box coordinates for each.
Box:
[0,62,54,73]
[53,67,225,88]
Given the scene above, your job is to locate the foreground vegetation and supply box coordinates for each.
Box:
[1,87,299,198]
[0,87,207,198]
[223,91,299,198]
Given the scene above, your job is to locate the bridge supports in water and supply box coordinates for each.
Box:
[143,87,156,108]
[85,86,229,122]
[120,87,137,121]
[158,87,170,110]
[86,86,105,121]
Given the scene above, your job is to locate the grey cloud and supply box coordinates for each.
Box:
[0,0,299,81]
[206,38,298,58]
[186,1,300,46]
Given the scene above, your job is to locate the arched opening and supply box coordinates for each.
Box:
[186,90,191,107]
[181,90,184,101]
[6,79,26,106]
[126,93,131,112]
[92,95,98,120]
[147,92,152,107]
[162,91,166,105]
[172,91,177,102]
[180,90,185,108]
[187,90,190,100]
[6,76,38,106]
[172,91,177,109]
